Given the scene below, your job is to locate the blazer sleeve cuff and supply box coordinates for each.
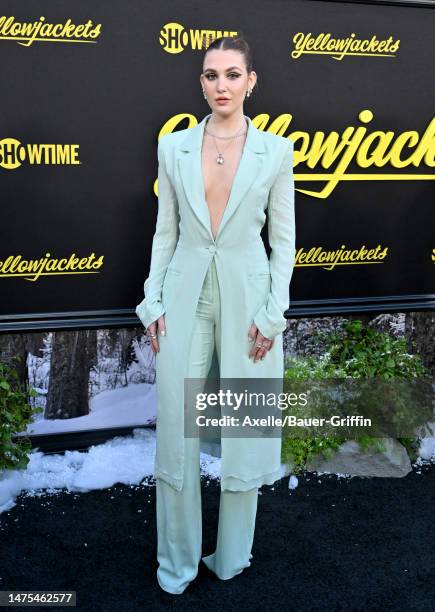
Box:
[253,304,287,341]
[135,297,165,331]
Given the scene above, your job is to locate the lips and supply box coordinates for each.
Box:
[216,98,229,101]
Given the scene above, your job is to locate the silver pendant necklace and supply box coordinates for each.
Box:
[205,117,247,164]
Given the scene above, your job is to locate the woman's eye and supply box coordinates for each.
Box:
[205,73,241,80]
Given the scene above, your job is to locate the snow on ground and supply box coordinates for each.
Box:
[418,436,435,460]
[0,427,224,515]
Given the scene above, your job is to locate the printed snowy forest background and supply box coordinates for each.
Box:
[1,328,157,436]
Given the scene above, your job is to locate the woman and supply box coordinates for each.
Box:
[136,35,296,594]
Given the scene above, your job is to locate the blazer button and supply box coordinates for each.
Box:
[208,245,216,253]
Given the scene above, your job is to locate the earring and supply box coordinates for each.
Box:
[202,89,207,99]
[246,88,252,98]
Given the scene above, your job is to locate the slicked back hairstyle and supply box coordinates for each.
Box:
[202,33,254,75]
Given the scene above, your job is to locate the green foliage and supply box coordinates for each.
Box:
[282,319,430,473]
[282,436,344,475]
[316,319,428,379]
[0,357,42,473]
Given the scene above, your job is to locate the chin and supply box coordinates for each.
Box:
[212,105,239,115]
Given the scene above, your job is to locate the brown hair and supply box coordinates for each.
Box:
[202,34,255,82]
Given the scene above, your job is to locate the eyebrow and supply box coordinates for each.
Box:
[203,66,242,72]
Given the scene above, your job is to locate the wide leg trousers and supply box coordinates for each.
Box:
[156,258,259,595]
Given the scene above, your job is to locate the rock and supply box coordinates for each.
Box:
[306,438,412,477]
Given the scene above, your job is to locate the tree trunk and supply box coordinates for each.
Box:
[45,330,96,419]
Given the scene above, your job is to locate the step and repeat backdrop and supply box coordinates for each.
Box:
[0,0,434,331]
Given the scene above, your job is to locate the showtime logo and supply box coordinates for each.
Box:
[0,138,81,169]
[159,23,237,54]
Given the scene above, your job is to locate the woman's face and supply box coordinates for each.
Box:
[200,48,256,117]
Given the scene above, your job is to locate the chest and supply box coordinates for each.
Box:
[201,136,246,207]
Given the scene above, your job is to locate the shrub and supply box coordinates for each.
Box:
[0,356,42,473]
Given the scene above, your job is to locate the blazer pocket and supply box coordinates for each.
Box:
[247,273,271,306]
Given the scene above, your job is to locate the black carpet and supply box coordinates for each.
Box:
[0,462,434,612]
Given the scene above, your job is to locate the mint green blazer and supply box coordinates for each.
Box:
[136,113,296,492]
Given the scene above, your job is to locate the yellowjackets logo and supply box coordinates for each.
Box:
[159,23,236,54]
[432,248,435,263]
[0,252,104,281]
[0,15,101,47]
[159,110,435,199]
[295,244,388,270]
[0,139,81,170]
[291,32,400,61]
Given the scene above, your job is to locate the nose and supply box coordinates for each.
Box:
[216,77,227,92]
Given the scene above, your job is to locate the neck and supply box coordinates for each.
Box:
[206,111,247,137]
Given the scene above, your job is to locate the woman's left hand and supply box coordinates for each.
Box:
[248,322,274,362]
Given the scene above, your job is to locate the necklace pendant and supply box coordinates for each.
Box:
[216,154,224,164]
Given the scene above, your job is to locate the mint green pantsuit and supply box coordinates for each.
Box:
[135,113,296,593]
[156,259,258,594]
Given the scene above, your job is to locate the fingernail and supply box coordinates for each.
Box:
[248,336,254,342]
[160,330,166,336]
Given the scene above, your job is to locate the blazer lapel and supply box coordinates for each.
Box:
[178,113,265,242]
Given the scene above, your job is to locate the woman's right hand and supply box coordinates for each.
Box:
[146,315,166,354]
